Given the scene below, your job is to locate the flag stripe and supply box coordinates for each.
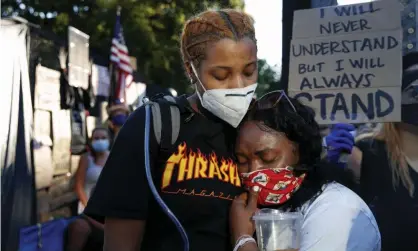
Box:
[110,11,133,103]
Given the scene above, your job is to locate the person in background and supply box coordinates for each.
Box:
[230,91,380,251]
[66,127,110,251]
[106,102,130,138]
[324,52,418,250]
[84,9,259,251]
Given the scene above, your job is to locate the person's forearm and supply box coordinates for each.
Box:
[75,188,89,207]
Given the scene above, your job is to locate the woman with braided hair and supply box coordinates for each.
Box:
[84,9,259,251]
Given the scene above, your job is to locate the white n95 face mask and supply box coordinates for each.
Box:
[191,63,257,128]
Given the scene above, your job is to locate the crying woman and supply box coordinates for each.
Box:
[230,91,381,251]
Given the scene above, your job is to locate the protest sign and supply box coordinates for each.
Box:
[33,110,53,189]
[289,0,403,124]
[289,87,401,124]
[68,26,90,89]
[35,65,61,111]
[52,110,72,175]
[290,29,402,91]
[292,0,402,39]
[91,64,110,97]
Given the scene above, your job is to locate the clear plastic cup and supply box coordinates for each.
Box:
[253,209,303,251]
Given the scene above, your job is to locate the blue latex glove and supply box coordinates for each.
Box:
[324,123,356,164]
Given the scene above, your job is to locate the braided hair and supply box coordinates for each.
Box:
[180,9,257,80]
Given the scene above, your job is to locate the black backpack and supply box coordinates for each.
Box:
[145,94,194,151]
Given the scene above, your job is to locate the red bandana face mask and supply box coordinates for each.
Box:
[241,167,306,206]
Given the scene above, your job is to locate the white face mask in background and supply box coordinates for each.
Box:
[191,63,257,128]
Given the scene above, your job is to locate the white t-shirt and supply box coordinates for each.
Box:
[77,155,103,214]
[299,182,381,251]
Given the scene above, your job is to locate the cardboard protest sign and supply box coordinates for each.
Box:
[290,30,401,90]
[34,65,61,111]
[292,1,402,39]
[52,109,72,175]
[291,87,401,124]
[91,64,110,97]
[33,110,53,189]
[289,1,403,124]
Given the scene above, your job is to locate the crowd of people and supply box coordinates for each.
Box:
[65,8,418,251]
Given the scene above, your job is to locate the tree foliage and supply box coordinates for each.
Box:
[1,0,244,94]
[256,59,281,98]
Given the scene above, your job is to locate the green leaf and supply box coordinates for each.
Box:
[3,0,245,94]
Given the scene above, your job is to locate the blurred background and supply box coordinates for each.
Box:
[1,0,416,250]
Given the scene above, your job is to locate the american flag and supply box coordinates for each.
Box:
[110,7,133,103]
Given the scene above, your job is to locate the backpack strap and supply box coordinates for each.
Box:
[157,100,174,151]
[149,101,163,144]
[148,95,184,151]
[162,96,181,146]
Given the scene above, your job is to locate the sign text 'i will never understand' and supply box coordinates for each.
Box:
[289,1,402,124]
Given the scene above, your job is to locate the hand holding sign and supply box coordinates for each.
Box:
[324,123,355,164]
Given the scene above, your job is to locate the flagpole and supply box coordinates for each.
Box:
[109,5,132,106]
[108,6,121,105]
[108,64,113,104]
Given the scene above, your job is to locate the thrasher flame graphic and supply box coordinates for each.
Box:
[161,142,241,189]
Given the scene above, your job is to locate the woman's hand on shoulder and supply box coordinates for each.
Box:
[230,190,259,244]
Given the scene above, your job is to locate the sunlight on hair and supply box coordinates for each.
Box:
[372,123,414,196]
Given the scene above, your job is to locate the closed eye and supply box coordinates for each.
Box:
[243,63,257,77]
[256,149,278,164]
[213,73,229,81]
[211,67,230,81]
[261,157,277,164]
[236,154,247,165]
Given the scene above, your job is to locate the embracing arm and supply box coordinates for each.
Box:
[74,154,89,207]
